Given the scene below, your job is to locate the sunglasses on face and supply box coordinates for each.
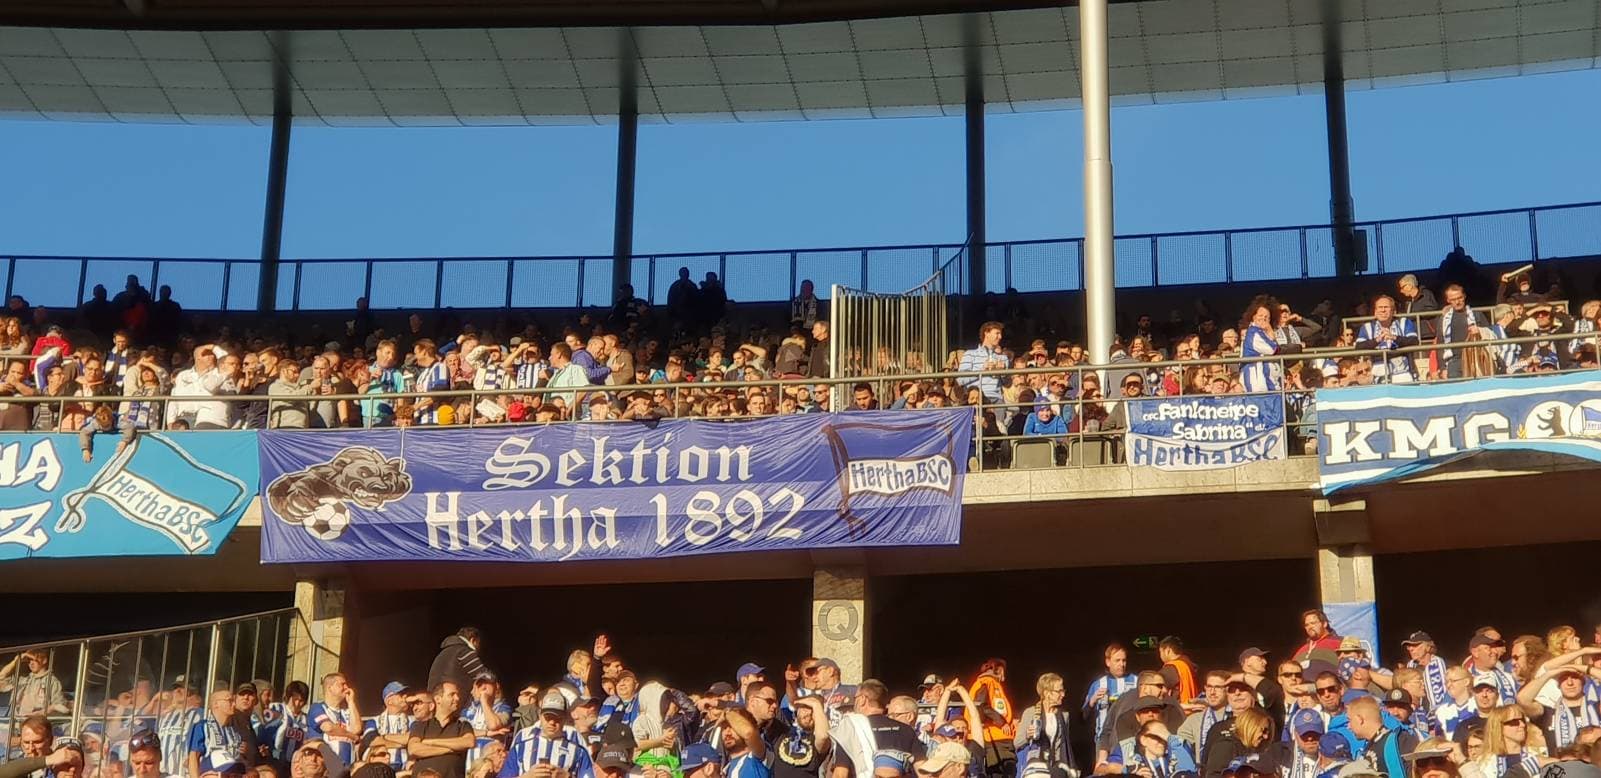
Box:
[1416,758,1451,770]
[1503,719,1526,728]
[1279,672,1301,679]
[1316,686,1341,695]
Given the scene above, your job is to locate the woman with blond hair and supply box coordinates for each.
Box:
[1201,707,1272,778]
[1484,705,1543,778]
[1016,673,1078,778]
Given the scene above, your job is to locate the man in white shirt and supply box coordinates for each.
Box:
[167,345,231,429]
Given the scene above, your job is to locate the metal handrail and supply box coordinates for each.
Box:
[0,608,297,654]
[5,330,1592,412]
[5,199,1599,311]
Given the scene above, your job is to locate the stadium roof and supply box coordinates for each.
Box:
[0,0,1594,125]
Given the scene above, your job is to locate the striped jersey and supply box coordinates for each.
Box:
[309,701,359,765]
[1082,674,1137,740]
[368,711,415,770]
[186,716,241,766]
[727,751,771,778]
[461,700,512,772]
[500,729,595,778]
[514,361,547,390]
[158,706,201,777]
[413,361,451,424]
[273,709,310,761]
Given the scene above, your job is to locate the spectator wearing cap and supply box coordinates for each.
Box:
[1016,673,1078,778]
[591,741,633,778]
[368,682,415,772]
[1380,689,1424,736]
[1498,269,1552,306]
[1098,697,1176,775]
[916,742,973,778]
[1203,676,1264,769]
[411,682,476,778]
[1239,650,1283,717]
[1180,671,1233,759]
[1449,674,1504,747]
[803,659,856,727]
[1389,671,1438,738]
[1312,734,1352,778]
[189,690,243,778]
[736,663,766,704]
[463,676,512,773]
[1278,708,1326,778]
[1467,636,1518,706]
[1335,638,1392,696]
[1517,662,1601,751]
[914,675,945,740]
[1294,611,1344,666]
[1400,740,1467,778]
[1099,672,1183,767]
[1086,644,1140,744]
[1201,708,1275,778]
[1406,633,1453,716]
[679,744,723,778]
[230,683,264,769]
[293,743,330,778]
[199,752,248,778]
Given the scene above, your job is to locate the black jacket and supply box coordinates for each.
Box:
[428,635,487,692]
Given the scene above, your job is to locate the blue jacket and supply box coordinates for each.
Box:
[1024,413,1068,436]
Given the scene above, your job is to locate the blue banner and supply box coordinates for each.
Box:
[258,409,971,563]
[1317,371,1601,493]
[1125,395,1286,470]
[0,432,257,559]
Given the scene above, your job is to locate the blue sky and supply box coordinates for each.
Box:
[1,67,1599,306]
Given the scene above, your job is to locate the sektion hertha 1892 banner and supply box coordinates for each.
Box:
[257,409,972,563]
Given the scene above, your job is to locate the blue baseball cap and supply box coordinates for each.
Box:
[934,725,961,739]
[382,681,410,699]
[1320,734,1353,760]
[1292,708,1326,737]
[680,744,723,772]
[1341,689,1371,706]
[736,663,765,679]
[874,754,911,773]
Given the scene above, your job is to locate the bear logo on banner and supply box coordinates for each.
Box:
[265,446,412,540]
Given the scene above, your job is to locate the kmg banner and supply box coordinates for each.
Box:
[0,432,257,559]
[1317,371,1601,493]
[258,409,971,563]
[1125,395,1286,470]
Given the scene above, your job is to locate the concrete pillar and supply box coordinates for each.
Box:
[288,578,348,685]
[1313,497,1381,661]
[812,566,868,684]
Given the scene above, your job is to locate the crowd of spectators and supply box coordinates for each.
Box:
[0,256,1594,463]
[8,615,1601,778]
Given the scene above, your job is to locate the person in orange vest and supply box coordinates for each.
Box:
[1158,637,1200,704]
[969,658,1017,770]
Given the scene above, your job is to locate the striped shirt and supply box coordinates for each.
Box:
[514,362,547,390]
[158,707,201,777]
[461,700,511,772]
[103,349,131,388]
[369,712,414,770]
[273,710,309,761]
[413,362,451,425]
[727,752,771,778]
[1082,674,1137,740]
[1241,325,1280,393]
[500,729,595,778]
[477,364,510,392]
[309,701,359,765]
[186,716,241,766]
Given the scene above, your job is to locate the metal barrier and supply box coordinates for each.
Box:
[4,201,1600,312]
[0,609,305,770]
[3,331,1594,473]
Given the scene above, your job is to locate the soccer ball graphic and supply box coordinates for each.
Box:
[303,502,351,541]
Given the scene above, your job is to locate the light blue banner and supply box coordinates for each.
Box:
[1125,394,1286,470]
[1316,371,1601,493]
[0,432,258,559]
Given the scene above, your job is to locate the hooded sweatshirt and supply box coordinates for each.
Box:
[632,682,674,759]
[428,635,487,693]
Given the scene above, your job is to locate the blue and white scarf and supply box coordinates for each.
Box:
[1497,752,1540,778]
[1357,318,1418,381]
[1552,699,1601,750]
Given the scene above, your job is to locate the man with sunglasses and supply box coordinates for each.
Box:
[1275,709,1324,778]
[1098,673,1182,768]
[128,730,162,778]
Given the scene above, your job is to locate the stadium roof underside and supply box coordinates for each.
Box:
[0,0,1595,125]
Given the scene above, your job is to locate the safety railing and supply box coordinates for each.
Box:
[0,609,303,771]
[1341,300,1572,337]
[4,332,1594,473]
[4,201,1599,312]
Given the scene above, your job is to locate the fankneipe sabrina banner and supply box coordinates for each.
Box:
[257,408,972,563]
[1124,394,1287,470]
[0,432,257,559]
[1317,371,1601,494]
